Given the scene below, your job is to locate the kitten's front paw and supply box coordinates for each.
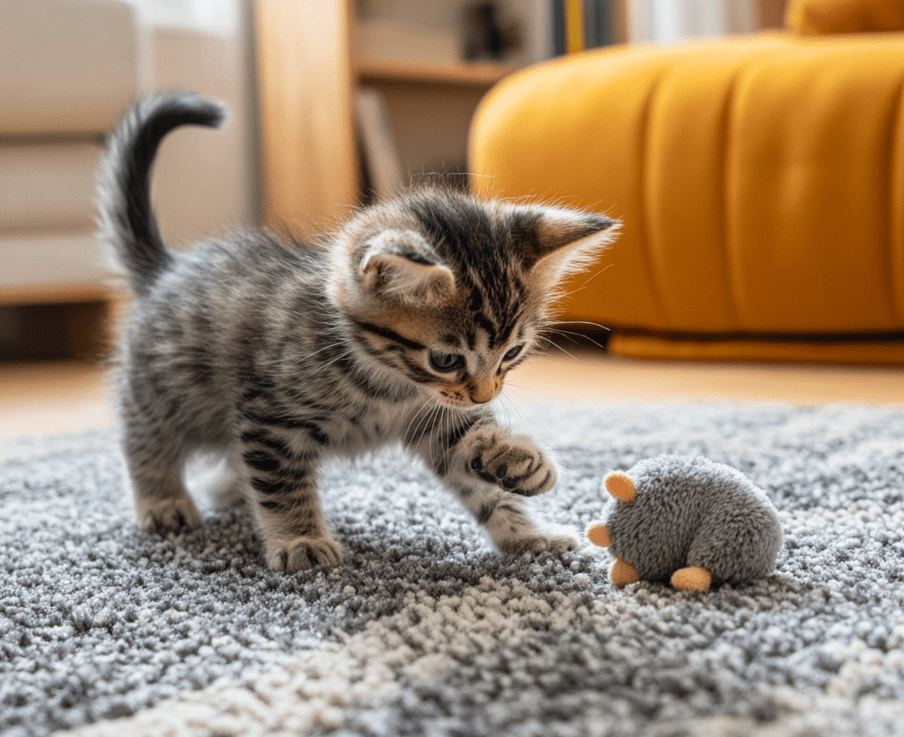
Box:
[469,436,557,496]
[499,526,580,555]
[266,535,344,573]
[138,497,202,533]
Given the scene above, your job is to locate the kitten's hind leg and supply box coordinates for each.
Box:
[238,426,343,572]
[124,429,202,533]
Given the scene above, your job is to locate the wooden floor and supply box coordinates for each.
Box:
[2,350,904,438]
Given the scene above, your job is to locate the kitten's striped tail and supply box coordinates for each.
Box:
[97,92,224,296]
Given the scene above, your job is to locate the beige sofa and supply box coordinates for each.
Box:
[1,0,257,357]
[0,0,139,304]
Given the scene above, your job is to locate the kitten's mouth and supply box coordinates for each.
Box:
[435,392,497,410]
[451,402,489,412]
[438,398,474,409]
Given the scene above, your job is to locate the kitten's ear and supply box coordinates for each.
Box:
[360,229,455,304]
[522,207,620,284]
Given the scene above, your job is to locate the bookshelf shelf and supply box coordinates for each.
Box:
[0,281,116,306]
[357,59,517,87]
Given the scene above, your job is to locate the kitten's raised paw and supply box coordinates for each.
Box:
[266,535,344,573]
[469,437,557,496]
[138,496,202,534]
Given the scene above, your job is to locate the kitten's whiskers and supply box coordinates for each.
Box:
[546,328,608,352]
[554,263,614,301]
[535,335,579,362]
[317,349,357,372]
[404,395,439,446]
[549,320,611,332]
[414,403,441,452]
[293,341,348,367]
[498,391,534,439]
[503,381,557,398]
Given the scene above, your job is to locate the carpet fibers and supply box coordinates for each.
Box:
[2,399,904,736]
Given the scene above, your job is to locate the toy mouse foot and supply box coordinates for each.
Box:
[610,558,640,587]
[671,566,712,591]
[586,521,611,547]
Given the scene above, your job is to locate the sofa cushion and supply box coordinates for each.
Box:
[470,34,904,351]
[0,143,101,231]
[0,232,108,290]
[786,0,904,35]
[0,0,138,135]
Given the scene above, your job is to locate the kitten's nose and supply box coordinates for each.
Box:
[469,381,497,404]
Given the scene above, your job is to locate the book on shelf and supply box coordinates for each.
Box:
[356,1,559,69]
[552,0,619,56]
[354,86,405,201]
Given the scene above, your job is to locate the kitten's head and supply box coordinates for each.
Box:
[328,188,619,408]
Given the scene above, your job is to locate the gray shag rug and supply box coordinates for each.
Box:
[3,398,904,737]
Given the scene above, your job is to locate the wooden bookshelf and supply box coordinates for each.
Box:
[357,59,517,87]
[757,0,788,28]
[253,1,643,237]
[254,0,531,237]
[254,0,357,237]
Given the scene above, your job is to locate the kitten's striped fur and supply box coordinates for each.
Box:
[98,93,619,572]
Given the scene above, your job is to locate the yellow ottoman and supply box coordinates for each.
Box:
[469,30,904,364]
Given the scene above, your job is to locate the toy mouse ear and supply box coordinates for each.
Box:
[604,471,637,502]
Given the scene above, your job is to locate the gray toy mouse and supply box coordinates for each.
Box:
[586,454,783,591]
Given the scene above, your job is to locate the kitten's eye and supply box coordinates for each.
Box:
[429,350,464,373]
[502,345,524,362]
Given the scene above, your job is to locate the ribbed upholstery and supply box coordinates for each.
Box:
[785,0,904,35]
[469,33,904,362]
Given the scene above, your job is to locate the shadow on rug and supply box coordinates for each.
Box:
[2,400,903,736]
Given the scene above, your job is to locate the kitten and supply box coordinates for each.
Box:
[98,92,619,572]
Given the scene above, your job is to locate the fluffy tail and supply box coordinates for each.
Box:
[97,92,224,296]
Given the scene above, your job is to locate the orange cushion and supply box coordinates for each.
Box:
[786,0,904,34]
[469,34,904,344]
[607,333,904,366]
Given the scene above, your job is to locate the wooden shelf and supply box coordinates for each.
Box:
[0,281,118,306]
[357,58,517,87]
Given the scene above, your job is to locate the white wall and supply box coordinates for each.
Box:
[628,0,757,42]
[124,0,259,247]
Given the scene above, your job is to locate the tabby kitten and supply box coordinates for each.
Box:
[98,92,619,572]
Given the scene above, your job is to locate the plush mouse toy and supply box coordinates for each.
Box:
[586,454,783,591]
